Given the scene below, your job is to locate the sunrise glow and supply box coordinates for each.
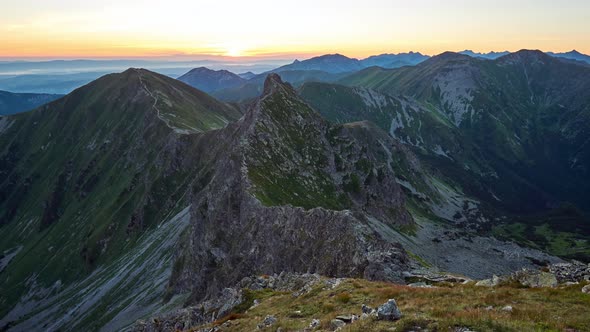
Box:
[1,0,590,59]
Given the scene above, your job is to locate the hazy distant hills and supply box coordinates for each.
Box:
[180,53,431,101]
[459,50,510,59]
[361,51,430,67]
[0,90,62,115]
[177,49,590,102]
[272,52,430,73]
[547,50,590,64]
[1,50,588,96]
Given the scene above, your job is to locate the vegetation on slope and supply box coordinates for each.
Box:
[197,277,590,332]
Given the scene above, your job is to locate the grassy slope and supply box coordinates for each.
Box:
[246,82,349,210]
[197,277,590,332]
[0,69,241,317]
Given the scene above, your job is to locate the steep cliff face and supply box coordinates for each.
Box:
[170,74,414,303]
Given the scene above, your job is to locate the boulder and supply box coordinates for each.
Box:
[330,319,346,330]
[257,315,277,329]
[475,274,502,287]
[335,315,353,323]
[513,270,558,288]
[582,284,590,294]
[376,299,402,321]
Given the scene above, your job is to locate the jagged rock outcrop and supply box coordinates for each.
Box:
[169,74,413,303]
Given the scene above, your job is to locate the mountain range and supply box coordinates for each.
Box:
[305,50,590,258]
[177,50,590,103]
[0,49,589,331]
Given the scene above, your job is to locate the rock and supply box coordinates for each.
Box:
[403,271,471,284]
[408,281,434,288]
[335,315,353,323]
[251,299,260,309]
[501,305,513,312]
[325,278,343,289]
[257,315,277,329]
[309,319,321,329]
[330,319,346,330]
[582,285,590,294]
[376,299,402,321]
[484,306,494,311]
[475,274,502,287]
[361,304,374,314]
[513,270,558,288]
[549,261,590,283]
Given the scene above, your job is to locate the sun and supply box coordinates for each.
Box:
[225,45,243,57]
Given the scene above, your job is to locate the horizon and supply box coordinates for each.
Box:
[1,0,589,59]
[0,48,585,63]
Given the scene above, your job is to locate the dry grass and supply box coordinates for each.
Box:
[195,278,590,332]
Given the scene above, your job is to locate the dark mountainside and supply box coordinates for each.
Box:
[177,67,247,93]
[305,50,590,259]
[0,90,62,115]
[1,50,589,331]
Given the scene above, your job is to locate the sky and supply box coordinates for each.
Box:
[0,0,589,60]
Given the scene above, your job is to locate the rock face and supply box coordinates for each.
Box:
[169,74,413,304]
[376,299,402,321]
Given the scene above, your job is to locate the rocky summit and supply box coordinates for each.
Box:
[1,50,589,332]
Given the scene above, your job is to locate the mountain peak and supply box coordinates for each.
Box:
[274,53,362,73]
[496,49,552,64]
[421,51,472,65]
[178,67,245,93]
[262,73,294,96]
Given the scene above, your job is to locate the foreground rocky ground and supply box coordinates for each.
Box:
[134,262,590,332]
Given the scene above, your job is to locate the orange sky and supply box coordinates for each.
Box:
[1,0,589,59]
